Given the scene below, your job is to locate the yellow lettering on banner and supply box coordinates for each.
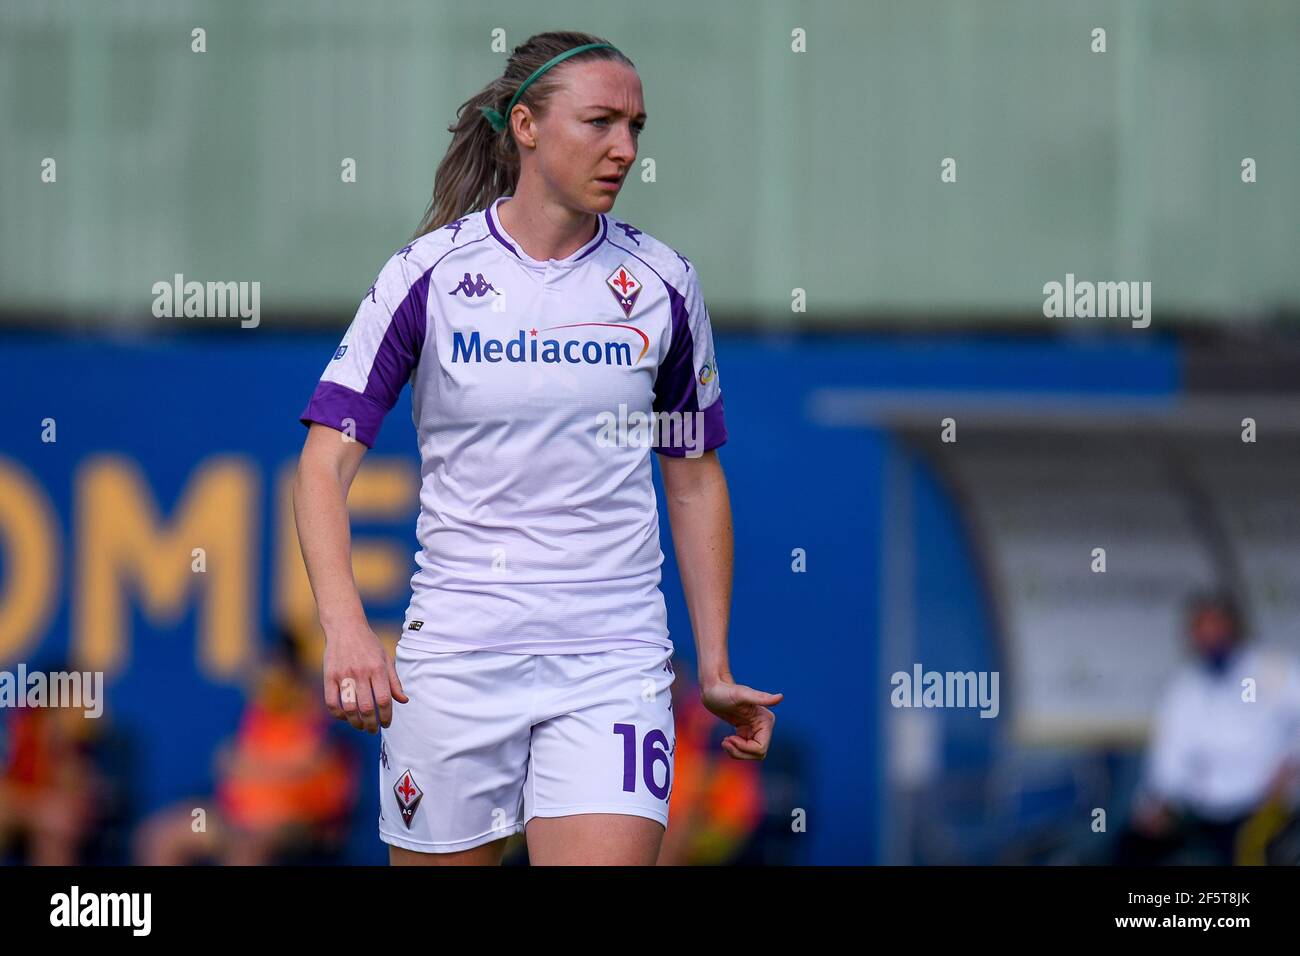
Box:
[0,458,60,663]
[74,455,258,677]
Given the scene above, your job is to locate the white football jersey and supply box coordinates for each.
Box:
[300,195,726,653]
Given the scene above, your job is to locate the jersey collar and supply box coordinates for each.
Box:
[485,195,607,272]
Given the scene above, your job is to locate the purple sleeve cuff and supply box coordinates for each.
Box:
[654,395,727,457]
[299,380,387,448]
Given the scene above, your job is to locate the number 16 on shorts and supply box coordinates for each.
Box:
[613,723,673,802]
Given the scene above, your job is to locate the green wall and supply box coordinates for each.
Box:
[1,0,1296,325]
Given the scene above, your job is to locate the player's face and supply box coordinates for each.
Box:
[536,60,645,214]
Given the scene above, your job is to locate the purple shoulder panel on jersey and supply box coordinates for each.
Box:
[654,393,727,458]
[648,274,728,457]
[652,282,698,416]
[299,268,432,448]
[299,381,388,448]
[363,269,431,412]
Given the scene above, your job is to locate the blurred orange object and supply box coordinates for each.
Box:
[665,686,764,864]
[216,696,351,833]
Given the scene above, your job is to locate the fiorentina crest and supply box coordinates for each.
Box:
[394,769,423,829]
[606,264,642,318]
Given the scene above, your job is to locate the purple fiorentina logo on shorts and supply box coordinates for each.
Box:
[394,769,423,829]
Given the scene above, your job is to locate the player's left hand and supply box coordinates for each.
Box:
[700,679,783,760]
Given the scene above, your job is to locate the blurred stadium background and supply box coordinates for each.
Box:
[1,0,1298,865]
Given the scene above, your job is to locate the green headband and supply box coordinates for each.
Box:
[480,42,619,133]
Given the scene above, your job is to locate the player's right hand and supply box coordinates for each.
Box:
[322,623,408,734]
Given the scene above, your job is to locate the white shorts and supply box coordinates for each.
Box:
[378,641,677,854]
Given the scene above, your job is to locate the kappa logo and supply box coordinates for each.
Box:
[613,221,643,246]
[394,769,423,829]
[449,272,499,298]
[379,735,390,771]
[606,264,643,318]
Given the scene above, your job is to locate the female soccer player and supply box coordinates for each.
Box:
[293,31,781,866]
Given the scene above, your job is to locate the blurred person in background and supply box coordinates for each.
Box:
[657,669,764,865]
[0,661,132,865]
[134,624,356,865]
[1118,590,1300,865]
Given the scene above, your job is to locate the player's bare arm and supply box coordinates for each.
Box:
[293,422,407,734]
[660,450,782,760]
